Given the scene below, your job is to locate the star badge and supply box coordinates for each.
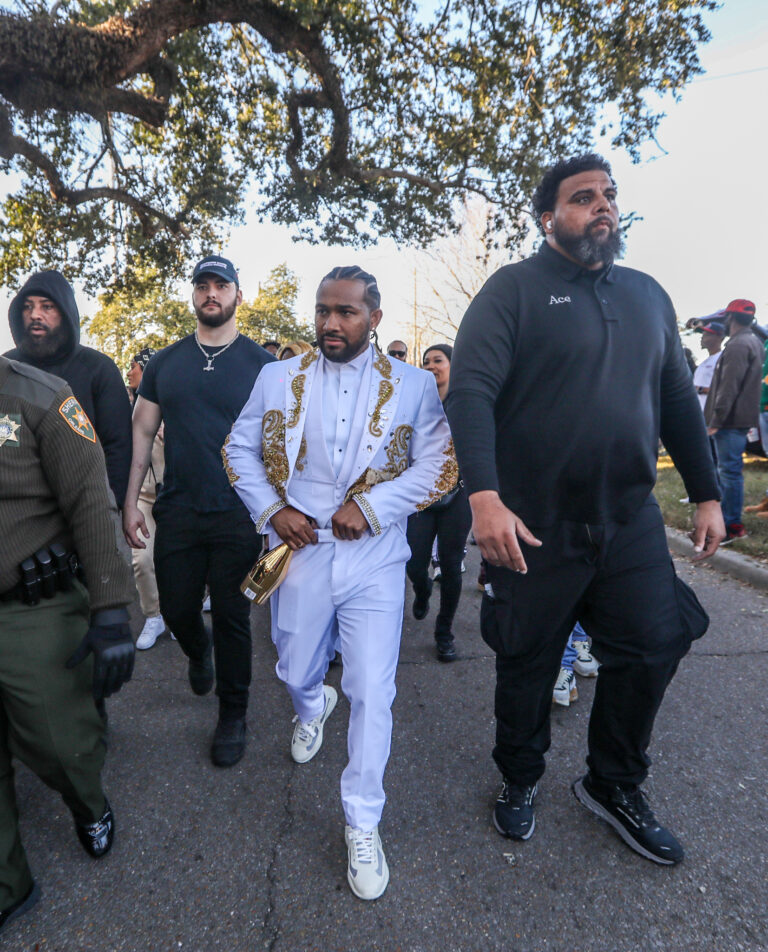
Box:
[0,413,20,447]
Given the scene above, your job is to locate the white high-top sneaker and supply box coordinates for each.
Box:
[345,825,389,900]
[136,615,166,650]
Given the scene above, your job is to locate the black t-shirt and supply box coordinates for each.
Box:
[447,242,719,527]
[139,334,274,512]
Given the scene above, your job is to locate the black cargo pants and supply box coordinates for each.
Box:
[482,497,708,787]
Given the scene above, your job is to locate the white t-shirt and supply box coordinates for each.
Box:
[693,351,723,411]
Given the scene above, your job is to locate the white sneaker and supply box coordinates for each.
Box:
[553,667,578,707]
[202,595,211,612]
[136,615,166,650]
[572,640,599,677]
[290,685,337,764]
[345,825,389,900]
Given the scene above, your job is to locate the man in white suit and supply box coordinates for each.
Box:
[224,266,455,900]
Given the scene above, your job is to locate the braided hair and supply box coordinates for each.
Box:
[320,265,381,311]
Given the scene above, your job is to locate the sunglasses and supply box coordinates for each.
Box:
[388,350,406,358]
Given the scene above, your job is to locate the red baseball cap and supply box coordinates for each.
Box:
[724,299,756,317]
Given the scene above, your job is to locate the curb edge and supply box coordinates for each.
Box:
[666,526,768,592]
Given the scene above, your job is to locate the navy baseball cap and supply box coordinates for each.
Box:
[133,347,156,369]
[700,321,726,336]
[192,255,239,286]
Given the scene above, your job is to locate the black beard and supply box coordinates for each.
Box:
[194,300,237,327]
[19,323,69,360]
[318,329,370,363]
[554,220,625,268]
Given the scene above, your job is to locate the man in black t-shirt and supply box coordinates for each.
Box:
[123,256,274,767]
[448,155,724,867]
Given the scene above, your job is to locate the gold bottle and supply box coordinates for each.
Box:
[240,543,293,605]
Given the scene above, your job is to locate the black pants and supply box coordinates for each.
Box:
[406,486,472,642]
[154,503,263,715]
[482,497,708,787]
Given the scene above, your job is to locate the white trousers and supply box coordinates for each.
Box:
[270,529,407,831]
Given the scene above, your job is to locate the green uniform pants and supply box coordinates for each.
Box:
[0,583,106,909]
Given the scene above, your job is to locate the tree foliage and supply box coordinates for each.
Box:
[83,267,196,370]
[237,263,313,344]
[415,196,514,348]
[83,262,306,369]
[0,0,715,292]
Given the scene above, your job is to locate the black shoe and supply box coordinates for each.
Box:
[75,799,115,858]
[412,580,433,620]
[189,648,214,696]
[435,638,457,662]
[493,779,537,840]
[572,773,683,865]
[0,881,40,934]
[211,715,247,767]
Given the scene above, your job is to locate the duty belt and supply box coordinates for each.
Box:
[0,544,80,605]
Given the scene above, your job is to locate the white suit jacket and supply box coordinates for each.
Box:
[222,346,457,535]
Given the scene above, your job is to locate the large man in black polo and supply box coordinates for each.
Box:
[123,256,274,767]
[448,154,724,865]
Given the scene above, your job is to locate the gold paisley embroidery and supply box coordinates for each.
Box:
[221,432,239,485]
[368,350,395,437]
[416,438,459,511]
[295,434,308,472]
[369,379,394,437]
[262,409,289,502]
[299,349,319,371]
[287,374,306,428]
[344,425,412,503]
[373,350,392,380]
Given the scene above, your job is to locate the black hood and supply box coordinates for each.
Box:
[8,270,80,357]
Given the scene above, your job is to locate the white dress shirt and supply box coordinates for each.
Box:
[321,346,372,477]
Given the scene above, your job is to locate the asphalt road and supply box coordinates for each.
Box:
[6,545,768,952]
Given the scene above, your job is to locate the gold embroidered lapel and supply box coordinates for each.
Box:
[369,351,394,438]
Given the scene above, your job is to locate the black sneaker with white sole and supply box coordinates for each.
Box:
[493,779,537,840]
[572,773,683,865]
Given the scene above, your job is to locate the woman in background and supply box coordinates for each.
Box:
[406,344,472,661]
[128,348,170,649]
[277,340,313,360]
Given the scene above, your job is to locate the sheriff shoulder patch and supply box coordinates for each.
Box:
[0,413,21,448]
[59,397,96,442]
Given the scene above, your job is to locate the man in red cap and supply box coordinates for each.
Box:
[704,299,764,542]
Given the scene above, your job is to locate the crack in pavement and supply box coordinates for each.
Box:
[689,650,768,658]
[262,768,295,951]
[397,654,494,665]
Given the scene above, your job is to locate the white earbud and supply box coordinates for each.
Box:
[546,221,553,231]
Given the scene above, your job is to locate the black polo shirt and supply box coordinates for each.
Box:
[447,242,719,526]
[139,334,274,513]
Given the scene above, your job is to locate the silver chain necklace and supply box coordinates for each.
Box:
[194,328,239,372]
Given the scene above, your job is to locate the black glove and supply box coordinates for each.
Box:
[66,623,135,699]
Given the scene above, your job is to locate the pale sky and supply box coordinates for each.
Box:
[1,1,767,359]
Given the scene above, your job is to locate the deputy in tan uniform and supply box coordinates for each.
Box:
[0,356,135,936]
